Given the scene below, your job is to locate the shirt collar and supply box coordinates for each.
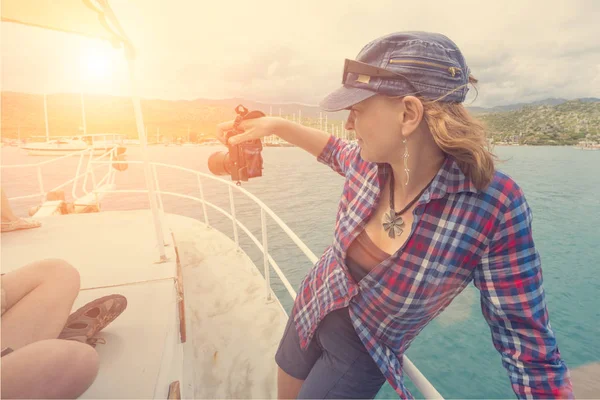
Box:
[428,156,478,200]
[377,155,478,203]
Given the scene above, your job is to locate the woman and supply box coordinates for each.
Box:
[216,32,572,399]
[1,259,127,398]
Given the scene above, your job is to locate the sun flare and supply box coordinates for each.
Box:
[80,43,114,81]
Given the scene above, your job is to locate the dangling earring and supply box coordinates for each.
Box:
[403,138,410,186]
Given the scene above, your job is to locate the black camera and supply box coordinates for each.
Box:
[208,105,265,184]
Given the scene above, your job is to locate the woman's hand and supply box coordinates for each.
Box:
[215,117,286,146]
[215,116,331,158]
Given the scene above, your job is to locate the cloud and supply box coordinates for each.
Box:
[1,0,598,108]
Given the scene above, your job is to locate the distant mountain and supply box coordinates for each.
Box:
[197,97,600,118]
[467,97,600,114]
[479,99,600,145]
[189,97,347,120]
[465,106,492,115]
[0,92,348,141]
[1,92,598,146]
[211,96,600,118]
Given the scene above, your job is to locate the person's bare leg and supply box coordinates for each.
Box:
[277,366,304,399]
[0,339,99,399]
[1,188,19,222]
[1,259,80,350]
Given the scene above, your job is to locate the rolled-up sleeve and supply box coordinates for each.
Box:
[317,135,360,177]
[473,187,573,399]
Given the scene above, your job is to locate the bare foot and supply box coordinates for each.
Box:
[1,218,42,233]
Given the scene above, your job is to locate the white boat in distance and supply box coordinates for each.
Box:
[22,133,127,156]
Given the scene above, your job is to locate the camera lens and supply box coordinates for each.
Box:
[208,151,231,176]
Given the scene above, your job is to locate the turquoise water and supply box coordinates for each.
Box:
[2,145,599,398]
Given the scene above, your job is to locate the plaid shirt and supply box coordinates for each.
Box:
[292,136,572,399]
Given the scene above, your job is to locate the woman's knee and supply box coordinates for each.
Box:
[1,339,99,399]
[66,340,100,381]
[37,259,81,293]
[2,259,80,311]
[48,340,100,397]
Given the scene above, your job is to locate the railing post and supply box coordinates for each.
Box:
[152,164,165,211]
[72,151,87,199]
[228,186,239,246]
[151,164,170,246]
[261,208,272,302]
[88,151,99,206]
[196,174,209,226]
[36,166,45,202]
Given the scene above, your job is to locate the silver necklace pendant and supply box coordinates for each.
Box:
[382,208,404,239]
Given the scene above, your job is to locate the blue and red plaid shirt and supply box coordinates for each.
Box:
[292,136,572,399]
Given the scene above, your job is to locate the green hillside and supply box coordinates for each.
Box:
[479,100,600,145]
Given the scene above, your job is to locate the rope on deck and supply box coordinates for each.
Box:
[80,276,176,292]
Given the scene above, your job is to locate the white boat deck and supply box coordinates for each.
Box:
[1,210,288,399]
[170,214,288,399]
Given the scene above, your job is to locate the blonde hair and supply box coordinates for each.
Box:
[420,75,497,191]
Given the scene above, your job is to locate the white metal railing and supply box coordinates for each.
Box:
[92,160,306,301]
[1,147,118,204]
[2,152,443,399]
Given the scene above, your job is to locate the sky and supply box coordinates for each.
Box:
[1,0,599,108]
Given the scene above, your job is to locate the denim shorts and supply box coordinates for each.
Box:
[275,307,386,399]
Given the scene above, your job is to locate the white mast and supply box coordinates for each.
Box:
[43,93,50,141]
[127,56,167,261]
[80,92,87,135]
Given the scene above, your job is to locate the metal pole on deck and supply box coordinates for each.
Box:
[126,53,167,262]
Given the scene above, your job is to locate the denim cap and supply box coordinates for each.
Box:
[320,31,471,111]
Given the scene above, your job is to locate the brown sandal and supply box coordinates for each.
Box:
[58,294,127,347]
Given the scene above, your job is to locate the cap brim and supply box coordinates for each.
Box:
[319,86,377,112]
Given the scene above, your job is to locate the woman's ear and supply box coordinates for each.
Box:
[399,96,424,138]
